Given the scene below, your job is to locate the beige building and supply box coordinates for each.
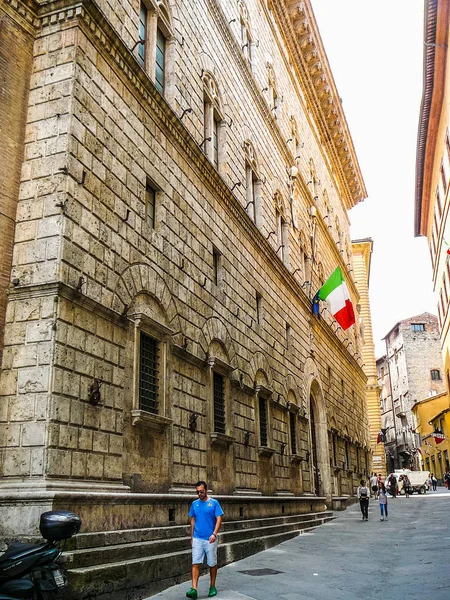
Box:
[414,0,450,475]
[378,313,446,472]
[0,0,371,547]
[352,239,386,476]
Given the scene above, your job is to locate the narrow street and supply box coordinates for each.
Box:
[152,490,450,600]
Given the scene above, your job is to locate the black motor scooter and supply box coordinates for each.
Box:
[0,511,81,600]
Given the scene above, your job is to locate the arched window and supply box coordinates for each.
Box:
[274,191,289,267]
[299,231,310,282]
[290,116,302,161]
[309,158,320,198]
[267,63,279,118]
[202,72,224,171]
[137,0,173,96]
[238,0,253,69]
[244,140,262,226]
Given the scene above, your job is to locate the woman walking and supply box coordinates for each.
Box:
[378,482,389,521]
[357,479,370,521]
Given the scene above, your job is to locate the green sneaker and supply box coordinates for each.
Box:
[186,589,198,599]
[208,586,217,597]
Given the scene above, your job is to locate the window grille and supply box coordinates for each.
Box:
[146,183,156,228]
[155,28,165,94]
[259,397,268,447]
[289,411,297,455]
[139,332,159,413]
[411,323,425,332]
[213,372,226,433]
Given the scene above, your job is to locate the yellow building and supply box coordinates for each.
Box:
[412,392,450,480]
[352,239,386,475]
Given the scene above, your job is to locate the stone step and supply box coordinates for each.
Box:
[68,528,310,600]
[66,511,333,550]
[66,512,335,600]
[67,514,333,568]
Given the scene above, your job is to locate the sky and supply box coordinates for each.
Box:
[310,0,436,357]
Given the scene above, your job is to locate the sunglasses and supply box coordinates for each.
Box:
[196,489,206,494]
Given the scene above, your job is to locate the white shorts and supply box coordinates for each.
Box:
[192,536,218,567]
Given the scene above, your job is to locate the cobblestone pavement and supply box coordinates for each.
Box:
[151,488,450,600]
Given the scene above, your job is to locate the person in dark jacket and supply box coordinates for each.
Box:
[387,473,397,498]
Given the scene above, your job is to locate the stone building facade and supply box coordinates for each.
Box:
[0,0,370,535]
[378,313,446,472]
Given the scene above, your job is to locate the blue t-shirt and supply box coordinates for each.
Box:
[188,497,224,540]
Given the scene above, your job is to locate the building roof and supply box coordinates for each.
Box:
[411,391,448,411]
[414,0,450,237]
[382,312,438,340]
[428,407,450,423]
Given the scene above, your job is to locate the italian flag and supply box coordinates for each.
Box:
[317,266,355,330]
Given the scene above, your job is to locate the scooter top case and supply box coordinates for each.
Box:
[0,543,60,580]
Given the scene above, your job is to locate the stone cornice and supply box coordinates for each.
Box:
[272,1,367,209]
[2,0,40,33]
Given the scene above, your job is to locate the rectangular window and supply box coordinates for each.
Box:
[155,28,165,94]
[256,293,263,325]
[436,188,443,218]
[286,323,291,349]
[213,372,225,433]
[345,441,350,470]
[411,323,425,332]
[213,116,219,169]
[146,182,156,229]
[138,3,147,68]
[441,163,448,191]
[212,248,221,286]
[431,369,441,381]
[139,331,159,413]
[289,411,297,455]
[259,397,268,447]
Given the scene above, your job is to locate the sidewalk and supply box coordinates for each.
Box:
[150,491,450,600]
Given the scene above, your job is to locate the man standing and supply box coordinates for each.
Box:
[186,481,224,599]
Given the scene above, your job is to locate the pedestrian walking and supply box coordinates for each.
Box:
[370,472,378,498]
[403,474,411,498]
[387,473,397,498]
[186,481,224,599]
[377,482,389,521]
[357,479,370,520]
[444,471,450,489]
[431,473,438,491]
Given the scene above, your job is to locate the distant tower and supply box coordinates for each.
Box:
[352,239,386,475]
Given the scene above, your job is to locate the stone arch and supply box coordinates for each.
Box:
[111,263,181,331]
[244,139,259,176]
[199,316,237,365]
[249,351,273,389]
[202,70,224,117]
[285,372,302,407]
[303,357,331,502]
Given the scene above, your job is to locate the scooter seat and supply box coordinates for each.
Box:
[0,542,47,566]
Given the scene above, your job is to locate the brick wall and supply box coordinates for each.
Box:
[0,8,35,365]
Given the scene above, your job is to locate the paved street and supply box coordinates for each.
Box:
[151,489,450,600]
